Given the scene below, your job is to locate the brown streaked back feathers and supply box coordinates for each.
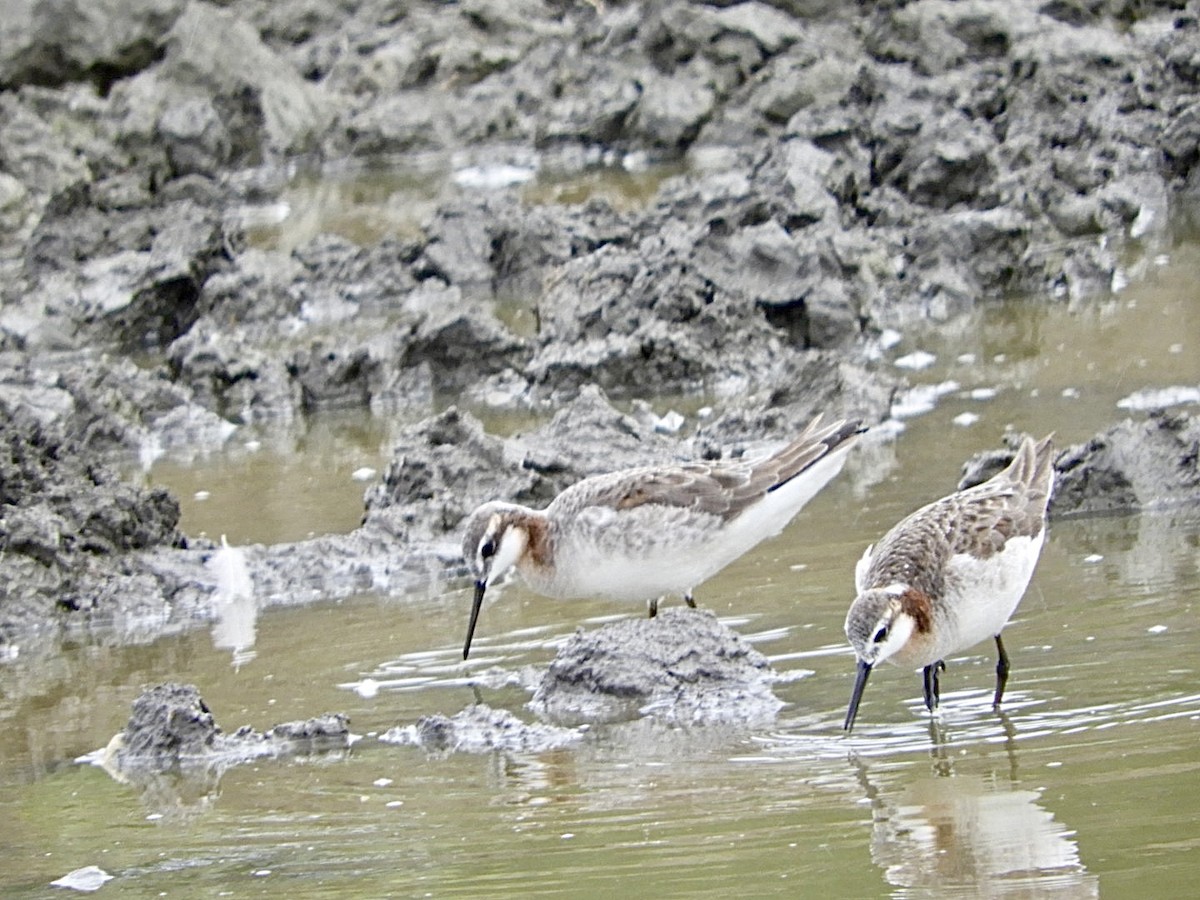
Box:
[861,435,1055,600]
[553,415,862,524]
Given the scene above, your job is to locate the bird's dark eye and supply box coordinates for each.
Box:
[872,626,889,644]
[480,538,496,560]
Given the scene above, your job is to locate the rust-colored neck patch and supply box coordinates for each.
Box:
[899,587,934,634]
[517,512,552,570]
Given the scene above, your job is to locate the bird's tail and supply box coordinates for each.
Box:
[768,415,865,492]
[1006,433,1056,502]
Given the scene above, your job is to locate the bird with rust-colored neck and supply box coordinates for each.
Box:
[460,414,864,659]
[843,434,1055,731]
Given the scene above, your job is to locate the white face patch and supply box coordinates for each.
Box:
[484,525,528,587]
[865,611,916,666]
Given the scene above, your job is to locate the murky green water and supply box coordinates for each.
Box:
[2,237,1198,896]
[240,158,682,252]
[143,412,397,546]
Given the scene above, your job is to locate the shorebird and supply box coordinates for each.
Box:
[842,434,1055,731]
[461,415,863,659]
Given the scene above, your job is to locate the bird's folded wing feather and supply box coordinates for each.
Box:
[944,484,1044,560]
[554,464,767,523]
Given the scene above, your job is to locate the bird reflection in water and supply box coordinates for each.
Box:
[852,724,1098,897]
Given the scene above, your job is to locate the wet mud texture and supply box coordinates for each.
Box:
[79,682,349,809]
[109,682,351,770]
[381,703,584,755]
[959,412,1200,516]
[3,1,1200,647]
[530,607,784,727]
[79,681,348,796]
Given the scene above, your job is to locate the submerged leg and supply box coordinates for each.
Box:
[922,660,946,712]
[684,591,696,609]
[993,633,1010,709]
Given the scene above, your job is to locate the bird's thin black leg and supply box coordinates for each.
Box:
[922,660,946,712]
[648,597,659,618]
[993,634,1010,709]
[684,591,696,609]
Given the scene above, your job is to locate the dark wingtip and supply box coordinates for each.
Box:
[826,418,867,455]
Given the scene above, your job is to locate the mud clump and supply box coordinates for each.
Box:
[104,682,350,774]
[1052,412,1200,517]
[381,703,582,755]
[0,397,186,638]
[115,682,221,761]
[78,682,349,815]
[530,607,784,727]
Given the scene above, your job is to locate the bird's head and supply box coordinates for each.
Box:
[844,586,918,668]
[842,585,919,731]
[460,502,530,660]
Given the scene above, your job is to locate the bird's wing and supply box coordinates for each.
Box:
[551,416,863,525]
[559,463,760,523]
[860,483,1031,596]
[860,437,1053,597]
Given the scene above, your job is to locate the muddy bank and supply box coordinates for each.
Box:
[2,1,1200,645]
[1051,411,1200,516]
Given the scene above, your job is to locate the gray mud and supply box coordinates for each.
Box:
[530,607,784,727]
[79,682,350,808]
[381,703,583,755]
[3,0,1200,663]
[373,607,788,756]
[1051,411,1200,516]
[102,682,350,770]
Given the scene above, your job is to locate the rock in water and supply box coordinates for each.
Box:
[1052,412,1200,516]
[102,682,350,773]
[117,682,220,763]
[530,607,783,727]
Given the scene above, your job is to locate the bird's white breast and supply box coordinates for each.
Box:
[935,531,1045,660]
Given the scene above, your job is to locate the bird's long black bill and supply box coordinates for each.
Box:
[843,660,872,732]
[463,581,486,660]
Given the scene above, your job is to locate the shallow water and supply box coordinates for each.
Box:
[2,238,1199,896]
[239,157,682,253]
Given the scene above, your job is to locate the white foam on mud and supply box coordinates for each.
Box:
[1116,385,1200,411]
[894,350,937,370]
[890,380,960,419]
[50,866,113,892]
